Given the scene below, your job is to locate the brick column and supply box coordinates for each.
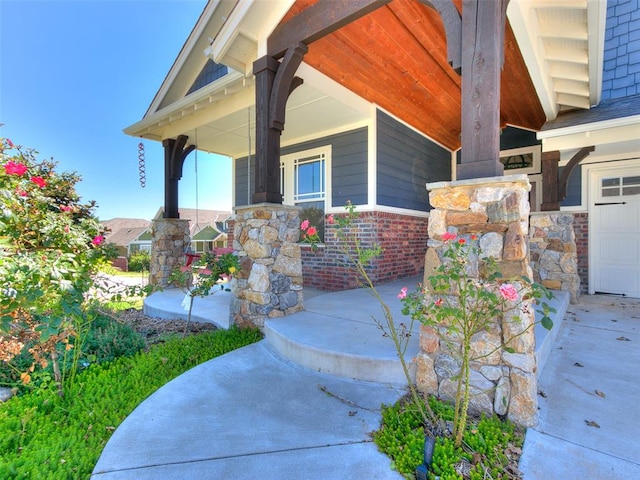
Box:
[417,175,538,427]
[149,218,190,287]
[230,204,303,328]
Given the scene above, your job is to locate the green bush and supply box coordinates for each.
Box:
[374,396,524,479]
[0,327,262,479]
[81,313,146,364]
[128,250,150,272]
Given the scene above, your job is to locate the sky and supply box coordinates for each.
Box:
[0,0,232,221]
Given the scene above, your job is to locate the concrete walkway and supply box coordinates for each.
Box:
[520,295,640,479]
[91,280,639,479]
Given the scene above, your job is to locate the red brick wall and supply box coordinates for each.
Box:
[573,212,588,294]
[302,211,429,290]
[111,256,128,272]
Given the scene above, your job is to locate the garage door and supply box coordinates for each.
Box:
[591,165,640,298]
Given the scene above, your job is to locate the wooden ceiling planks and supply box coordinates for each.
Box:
[278,0,545,150]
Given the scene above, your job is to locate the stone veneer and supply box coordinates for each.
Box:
[230,204,304,328]
[529,213,580,303]
[417,175,538,427]
[149,218,190,287]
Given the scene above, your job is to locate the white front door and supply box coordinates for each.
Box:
[590,163,640,298]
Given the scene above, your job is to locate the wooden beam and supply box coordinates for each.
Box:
[558,146,595,201]
[162,135,195,218]
[419,0,462,72]
[268,0,391,58]
[270,42,308,131]
[540,150,560,211]
[457,0,509,180]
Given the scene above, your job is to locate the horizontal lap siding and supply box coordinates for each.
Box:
[377,110,450,211]
[280,128,368,208]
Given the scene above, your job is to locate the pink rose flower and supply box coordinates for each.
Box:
[30,176,46,188]
[15,187,27,197]
[4,161,28,176]
[300,219,310,231]
[91,235,105,246]
[60,205,73,212]
[327,214,335,224]
[397,287,408,299]
[442,232,457,242]
[499,284,519,302]
[307,226,317,236]
[434,298,443,307]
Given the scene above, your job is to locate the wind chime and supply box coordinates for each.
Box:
[138,141,146,188]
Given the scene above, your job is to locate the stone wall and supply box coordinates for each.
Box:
[149,218,190,287]
[529,213,581,303]
[417,175,538,427]
[301,211,429,290]
[230,204,304,328]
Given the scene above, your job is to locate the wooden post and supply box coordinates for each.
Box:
[162,135,194,218]
[457,0,509,180]
[540,150,560,211]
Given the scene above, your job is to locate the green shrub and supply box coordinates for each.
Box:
[374,396,524,479]
[81,313,146,364]
[0,327,262,479]
[128,251,150,272]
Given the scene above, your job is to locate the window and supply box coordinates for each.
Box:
[601,176,640,198]
[499,146,541,175]
[281,146,331,241]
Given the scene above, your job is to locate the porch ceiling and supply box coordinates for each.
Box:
[279,0,547,151]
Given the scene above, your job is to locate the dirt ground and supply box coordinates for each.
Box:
[113,308,218,345]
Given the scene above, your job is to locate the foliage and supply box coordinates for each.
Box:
[0,327,262,479]
[0,309,145,393]
[128,250,150,272]
[168,250,240,337]
[0,138,112,396]
[400,232,554,446]
[374,395,524,479]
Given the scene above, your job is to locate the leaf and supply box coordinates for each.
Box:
[541,316,553,331]
[595,390,606,398]
[538,390,547,398]
[504,346,515,354]
[585,420,600,428]
[616,336,631,341]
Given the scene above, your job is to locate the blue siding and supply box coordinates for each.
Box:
[602,0,640,100]
[233,128,368,208]
[560,165,582,207]
[187,60,228,95]
[377,110,451,211]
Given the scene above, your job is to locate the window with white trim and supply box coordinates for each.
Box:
[281,146,331,242]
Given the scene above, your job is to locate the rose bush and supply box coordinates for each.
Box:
[0,138,111,395]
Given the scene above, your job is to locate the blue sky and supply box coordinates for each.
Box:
[0,0,232,221]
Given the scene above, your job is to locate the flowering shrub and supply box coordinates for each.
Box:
[168,249,239,336]
[0,139,111,395]
[400,232,553,446]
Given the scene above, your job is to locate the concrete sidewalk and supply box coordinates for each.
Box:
[520,295,640,479]
[91,279,639,479]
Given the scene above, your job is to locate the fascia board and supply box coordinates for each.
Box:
[507,1,558,121]
[210,0,255,64]
[537,114,640,139]
[124,71,246,137]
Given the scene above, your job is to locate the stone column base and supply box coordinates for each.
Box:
[149,218,190,287]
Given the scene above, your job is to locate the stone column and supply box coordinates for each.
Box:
[230,204,303,328]
[149,218,190,287]
[417,174,538,427]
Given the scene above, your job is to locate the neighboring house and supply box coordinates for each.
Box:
[125,0,639,295]
[153,208,231,254]
[103,209,230,259]
[101,218,152,257]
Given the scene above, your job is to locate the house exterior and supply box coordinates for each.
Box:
[154,207,231,253]
[102,218,152,257]
[124,0,639,297]
[103,209,230,268]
